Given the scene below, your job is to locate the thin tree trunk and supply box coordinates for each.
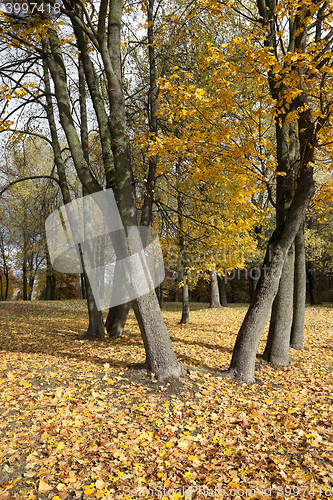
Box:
[44,54,105,337]
[22,257,27,301]
[210,271,221,308]
[80,273,86,299]
[218,275,228,307]
[180,279,189,324]
[230,274,236,303]
[84,268,106,339]
[159,283,163,308]
[290,222,306,349]
[308,269,318,305]
[78,58,106,339]
[50,274,56,300]
[4,271,9,301]
[262,243,295,365]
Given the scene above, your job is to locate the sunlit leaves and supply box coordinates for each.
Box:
[0,301,332,499]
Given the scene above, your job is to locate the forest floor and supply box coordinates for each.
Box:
[0,301,332,500]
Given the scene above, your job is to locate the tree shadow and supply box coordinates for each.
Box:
[169,335,232,353]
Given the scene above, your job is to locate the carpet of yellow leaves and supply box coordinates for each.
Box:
[0,301,332,500]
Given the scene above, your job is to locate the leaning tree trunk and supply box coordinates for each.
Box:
[221,164,315,383]
[210,271,222,308]
[262,110,297,365]
[106,302,131,338]
[45,7,184,379]
[44,53,105,338]
[262,243,294,365]
[290,222,306,349]
[180,278,190,324]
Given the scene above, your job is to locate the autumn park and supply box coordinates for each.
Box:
[0,0,333,498]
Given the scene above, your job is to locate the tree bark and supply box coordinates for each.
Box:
[80,273,86,299]
[44,55,105,337]
[290,222,306,349]
[83,267,105,339]
[221,164,315,383]
[308,269,319,305]
[43,5,184,379]
[106,302,131,338]
[262,243,295,365]
[218,275,228,307]
[180,279,190,324]
[210,271,221,308]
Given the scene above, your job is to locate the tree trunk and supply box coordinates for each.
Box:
[230,274,236,303]
[22,257,27,301]
[218,275,228,307]
[159,283,163,308]
[210,271,221,308]
[44,54,106,339]
[44,8,184,379]
[132,291,185,379]
[308,270,318,305]
[4,271,9,301]
[262,243,294,365]
[221,165,315,383]
[84,268,106,339]
[180,280,190,324]
[80,273,86,299]
[290,222,306,349]
[249,270,259,301]
[106,302,130,338]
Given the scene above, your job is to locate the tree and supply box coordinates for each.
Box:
[218,0,333,382]
[0,0,184,379]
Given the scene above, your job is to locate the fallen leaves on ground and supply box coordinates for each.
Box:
[0,301,332,500]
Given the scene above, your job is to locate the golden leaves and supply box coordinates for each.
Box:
[0,301,333,498]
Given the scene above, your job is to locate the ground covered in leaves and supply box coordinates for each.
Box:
[0,301,332,500]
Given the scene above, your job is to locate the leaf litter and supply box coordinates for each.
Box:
[0,301,332,499]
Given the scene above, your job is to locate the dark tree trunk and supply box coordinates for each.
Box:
[80,273,86,299]
[22,257,27,301]
[230,275,236,303]
[210,271,221,308]
[218,275,228,307]
[262,243,294,365]
[290,222,306,349]
[4,271,9,301]
[106,302,130,338]
[308,270,318,305]
[180,280,189,324]
[160,284,163,308]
